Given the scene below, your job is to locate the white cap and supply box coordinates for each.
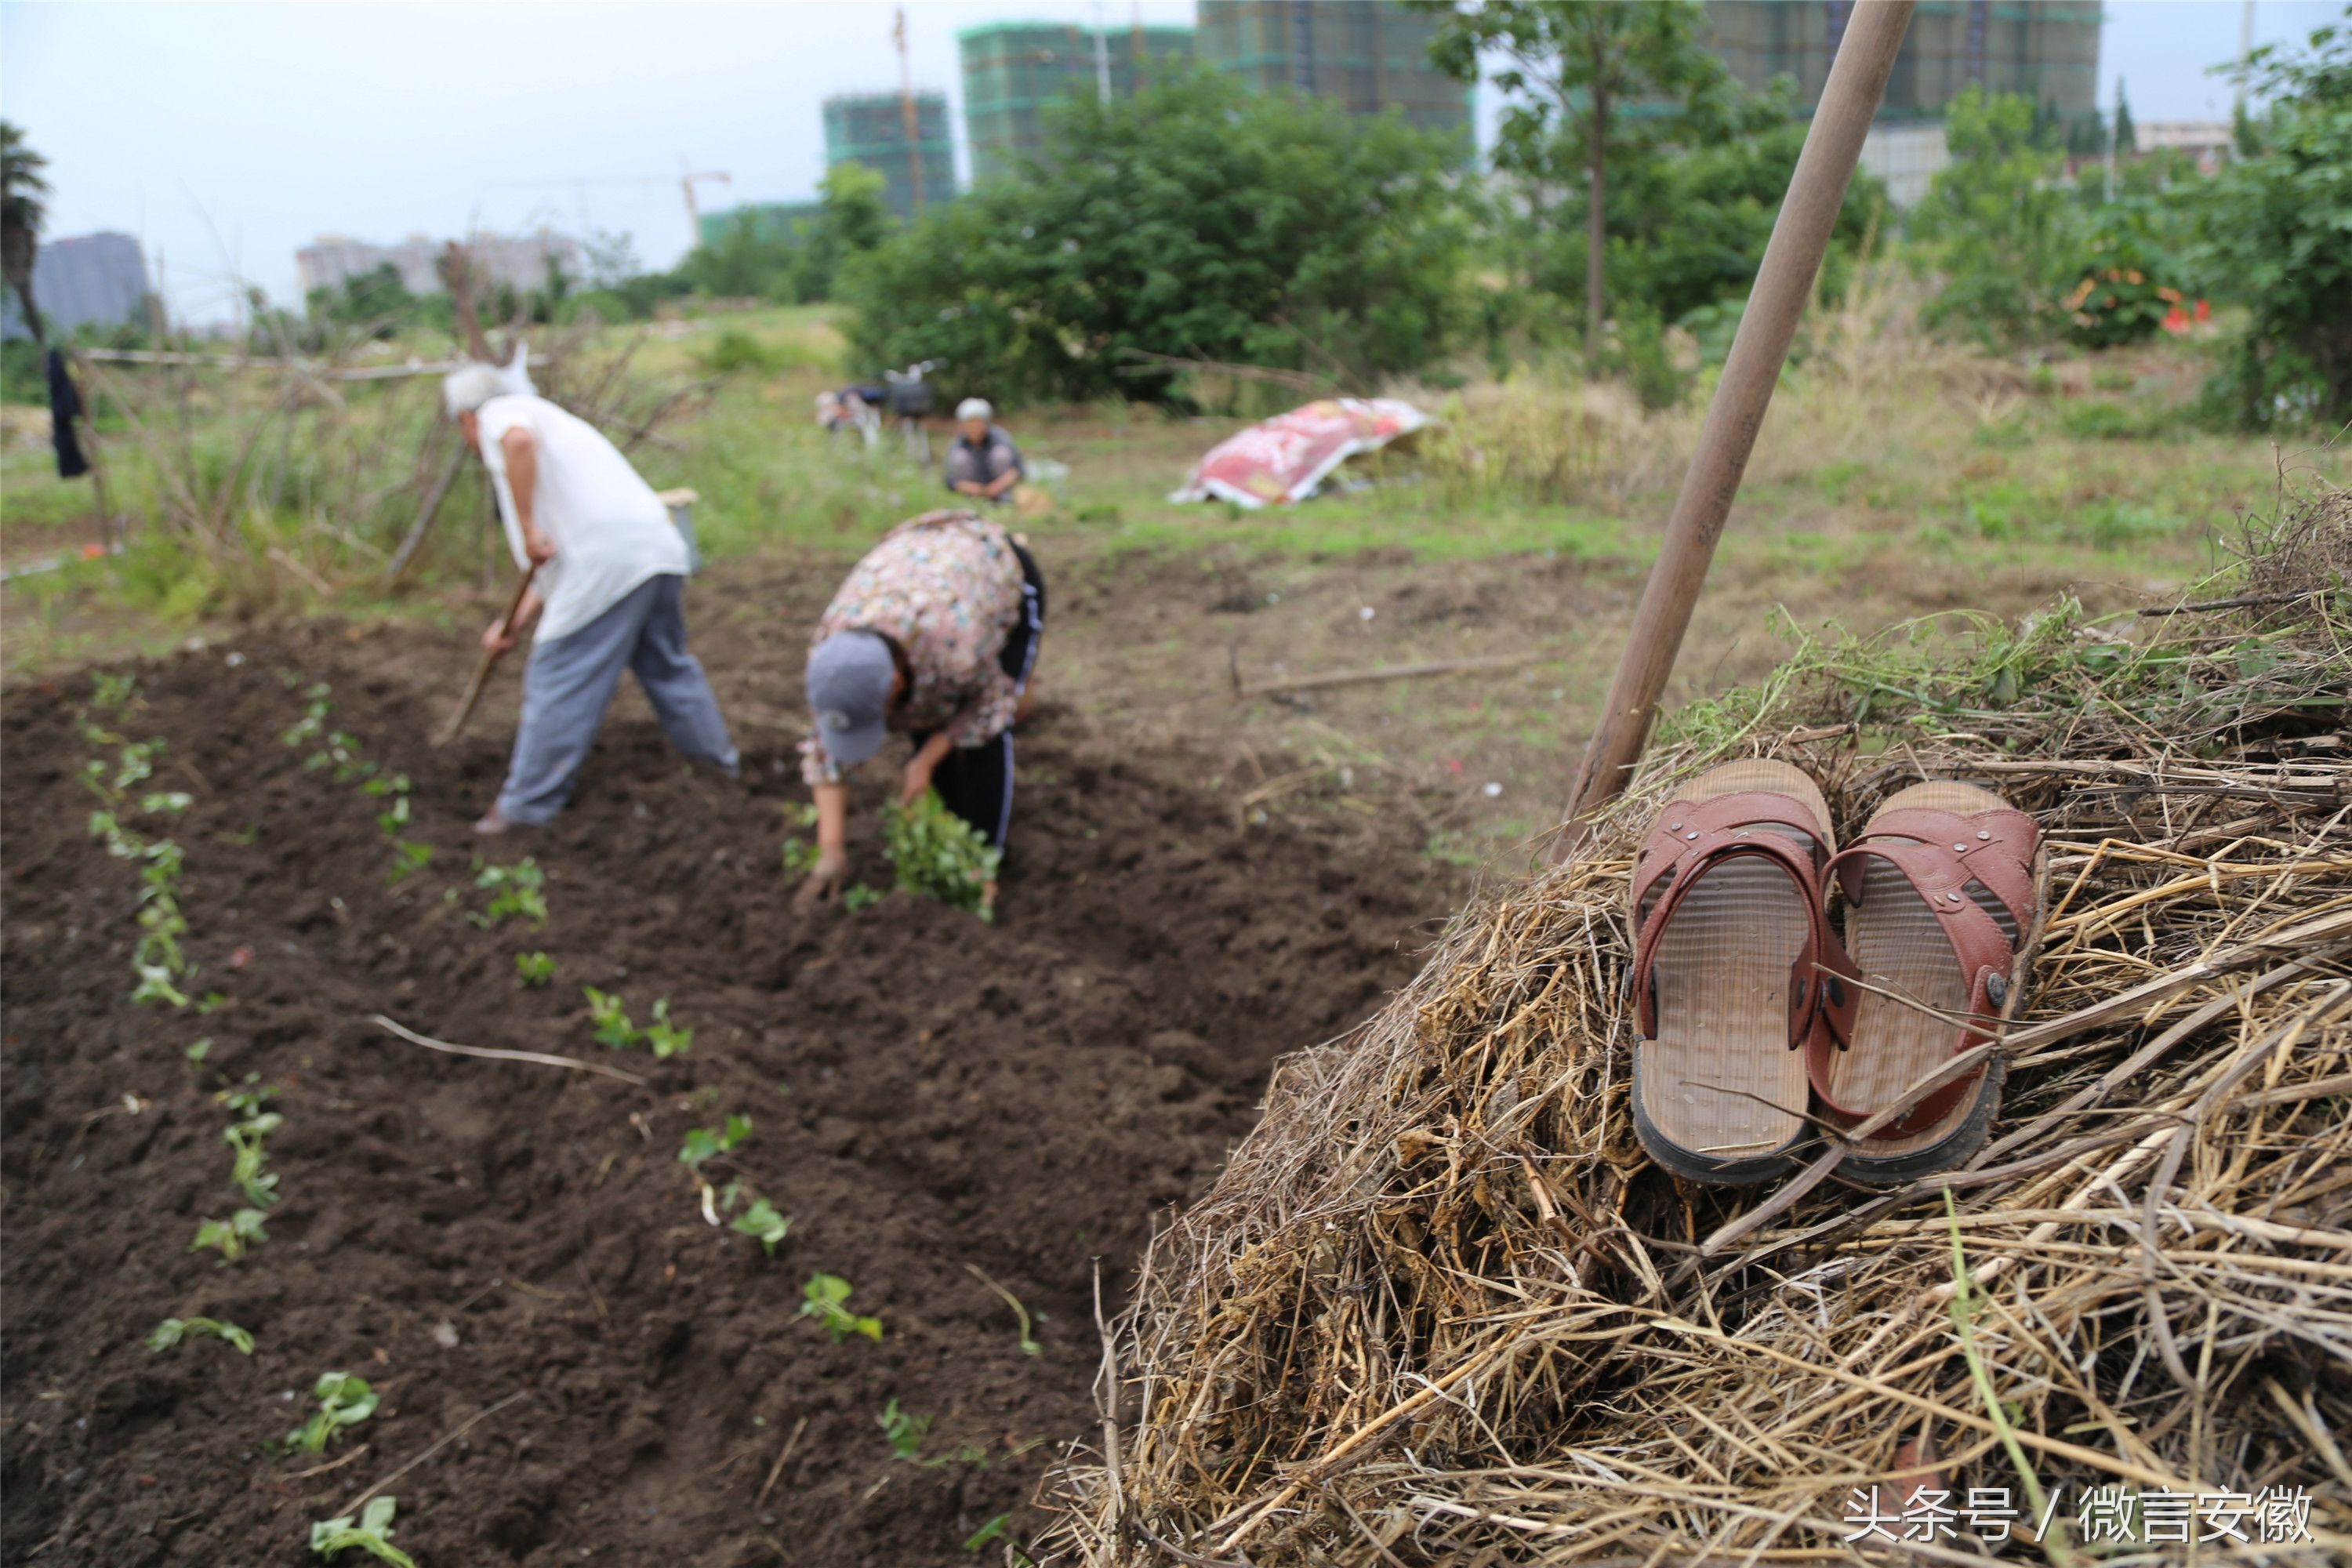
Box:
[956,397,993,423]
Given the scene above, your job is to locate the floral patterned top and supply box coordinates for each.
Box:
[800,510,1028,786]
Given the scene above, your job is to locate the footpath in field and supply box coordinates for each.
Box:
[0,622,1454,1567]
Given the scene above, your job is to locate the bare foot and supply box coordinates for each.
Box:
[473,808,510,836]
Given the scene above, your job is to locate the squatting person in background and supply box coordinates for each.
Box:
[794,509,1046,914]
[444,364,739,834]
[943,397,1024,503]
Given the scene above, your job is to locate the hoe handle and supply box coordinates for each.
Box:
[436,564,539,748]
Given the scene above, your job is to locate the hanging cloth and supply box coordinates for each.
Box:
[45,348,90,480]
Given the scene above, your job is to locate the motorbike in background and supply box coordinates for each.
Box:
[816,358,940,464]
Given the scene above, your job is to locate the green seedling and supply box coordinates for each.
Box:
[967,1265,1043,1356]
[185,1037,212,1065]
[964,1515,1011,1554]
[195,991,227,1014]
[644,999,691,1059]
[386,841,434,884]
[192,1208,269,1262]
[285,1371,379,1454]
[361,773,410,798]
[843,884,882,912]
[133,964,192,1007]
[780,800,821,876]
[91,670,137,710]
[113,738,161,792]
[222,1080,279,1119]
[731,1198,790,1255]
[470,858,548,926]
[583,987,641,1049]
[883,791,1001,920]
[141,791,194,814]
[679,1114,751,1168]
[800,1273,883,1342]
[310,1496,416,1567]
[133,965,191,1008]
[146,1316,254,1354]
[514,950,557,988]
[224,1117,282,1208]
[878,1398,932,1462]
[375,795,411,834]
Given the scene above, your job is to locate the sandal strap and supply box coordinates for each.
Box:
[1813,807,2040,1137]
[1631,789,1835,1049]
[1838,807,2038,928]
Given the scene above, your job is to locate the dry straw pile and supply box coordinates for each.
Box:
[1050,491,2350,1565]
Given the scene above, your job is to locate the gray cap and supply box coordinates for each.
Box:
[806,630,895,768]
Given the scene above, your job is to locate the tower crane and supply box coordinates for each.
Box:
[481,164,733,250]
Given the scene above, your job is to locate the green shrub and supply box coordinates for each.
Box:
[882,792,1001,918]
[2192,20,2352,426]
[844,73,1472,406]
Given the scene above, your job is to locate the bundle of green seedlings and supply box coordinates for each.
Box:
[78,673,201,1007]
[1050,491,2351,1565]
[883,790,1002,919]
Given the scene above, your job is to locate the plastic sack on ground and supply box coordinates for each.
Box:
[1171,397,1430,509]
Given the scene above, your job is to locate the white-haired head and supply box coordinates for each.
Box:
[441,361,509,419]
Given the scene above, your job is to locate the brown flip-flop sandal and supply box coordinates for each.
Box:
[1812,782,2045,1185]
[1627,759,1852,1185]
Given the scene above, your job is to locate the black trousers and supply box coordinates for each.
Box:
[919,543,1045,851]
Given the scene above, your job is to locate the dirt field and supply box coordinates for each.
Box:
[0,563,1457,1565]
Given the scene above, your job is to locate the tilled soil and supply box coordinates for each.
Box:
[1,624,1450,1566]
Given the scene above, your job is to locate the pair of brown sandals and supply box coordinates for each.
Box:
[1628,760,2044,1186]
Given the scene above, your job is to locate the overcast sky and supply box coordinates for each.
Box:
[2,1,2342,323]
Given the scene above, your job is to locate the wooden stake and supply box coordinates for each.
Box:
[434,562,538,747]
[1556,1,1915,851]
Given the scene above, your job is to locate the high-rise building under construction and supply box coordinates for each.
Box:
[960,22,1197,185]
[1195,0,1471,142]
[822,93,956,221]
[1701,0,2099,124]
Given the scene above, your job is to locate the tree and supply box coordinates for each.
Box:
[582,229,641,291]
[2,121,51,345]
[842,72,1471,405]
[789,162,893,303]
[1911,89,2077,346]
[1419,0,1724,364]
[2197,19,2352,424]
[2112,80,2136,158]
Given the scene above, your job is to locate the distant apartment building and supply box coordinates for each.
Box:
[1196,0,1471,142]
[1,231,151,339]
[960,21,1198,184]
[1702,0,2099,124]
[822,93,956,221]
[294,229,581,299]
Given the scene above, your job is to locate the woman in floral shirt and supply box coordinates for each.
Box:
[795,510,1046,910]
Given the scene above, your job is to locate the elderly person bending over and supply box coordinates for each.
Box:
[444,364,739,834]
[795,510,1046,913]
[943,397,1023,502]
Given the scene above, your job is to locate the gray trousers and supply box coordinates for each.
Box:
[498,572,738,826]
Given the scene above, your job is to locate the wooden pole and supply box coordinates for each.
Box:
[435,562,539,747]
[1555,0,1914,851]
